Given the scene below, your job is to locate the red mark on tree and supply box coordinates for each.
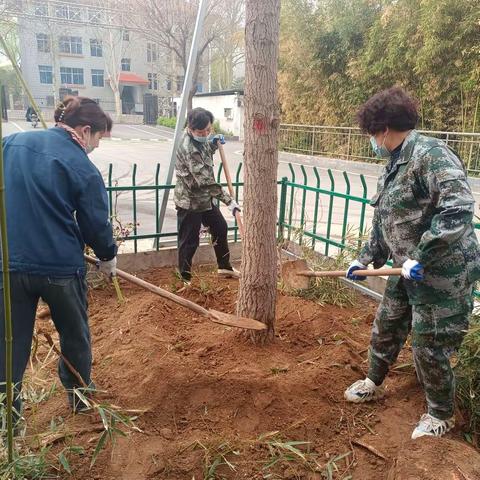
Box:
[253,114,267,134]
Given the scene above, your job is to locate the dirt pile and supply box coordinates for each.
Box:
[28,267,480,479]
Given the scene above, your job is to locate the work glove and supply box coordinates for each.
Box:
[228,200,241,217]
[96,257,117,278]
[346,260,367,281]
[401,259,424,281]
[210,134,225,146]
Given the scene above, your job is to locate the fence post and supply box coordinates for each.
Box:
[278,176,288,241]
[346,128,351,159]
[311,128,315,156]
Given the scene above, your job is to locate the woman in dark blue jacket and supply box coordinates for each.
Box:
[1,96,117,419]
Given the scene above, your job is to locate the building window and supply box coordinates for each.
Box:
[196,83,203,93]
[91,69,104,87]
[88,8,102,23]
[147,43,157,63]
[176,75,184,91]
[224,108,233,119]
[59,36,82,55]
[39,65,53,84]
[34,2,47,16]
[121,58,131,71]
[60,67,84,85]
[36,33,50,53]
[165,79,172,91]
[46,95,55,107]
[148,73,158,90]
[123,30,129,41]
[90,39,102,57]
[55,4,81,20]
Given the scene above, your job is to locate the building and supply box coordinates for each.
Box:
[192,90,244,140]
[9,0,204,121]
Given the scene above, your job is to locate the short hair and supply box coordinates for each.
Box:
[187,107,214,130]
[357,87,419,134]
[54,96,112,134]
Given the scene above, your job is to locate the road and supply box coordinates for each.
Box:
[3,120,480,253]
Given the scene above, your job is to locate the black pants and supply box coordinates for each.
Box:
[0,272,93,419]
[177,204,232,280]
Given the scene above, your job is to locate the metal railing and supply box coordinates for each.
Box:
[278,124,480,176]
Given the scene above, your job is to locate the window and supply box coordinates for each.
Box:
[88,8,102,23]
[224,108,233,119]
[147,43,157,63]
[176,75,184,91]
[55,4,81,20]
[123,30,129,41]
[46,95,55,107]
[36,33,50,53]
[59,36,82,55]
[39,65,53,84]
[91,69,104,87]
[196,83,203,93]
[60,67,84,85]
[34,2,47,16]
[121,58,131,71]
[165,79,172,91]
[148,73,158,90]
[90,39,102,57]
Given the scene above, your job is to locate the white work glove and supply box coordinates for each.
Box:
[228,200,241,217]
[401,259,424,281]
[346,260,367,281]
[96,257,117,278]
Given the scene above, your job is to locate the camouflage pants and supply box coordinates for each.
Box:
[367,277,472,419]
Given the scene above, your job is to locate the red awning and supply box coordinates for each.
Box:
[119,73,149,85]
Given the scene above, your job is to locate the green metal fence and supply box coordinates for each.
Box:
[278,125,480,176]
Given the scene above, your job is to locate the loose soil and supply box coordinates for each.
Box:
[26,266,480,479]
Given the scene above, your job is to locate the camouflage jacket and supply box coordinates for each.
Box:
[174,132,232,211]
[358,130,480,304]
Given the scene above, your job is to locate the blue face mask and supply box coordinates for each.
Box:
[193,135,209,143]
[370,134,391,159]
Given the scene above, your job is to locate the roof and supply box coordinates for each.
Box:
[194,89,244,97]
[118,73,149,85]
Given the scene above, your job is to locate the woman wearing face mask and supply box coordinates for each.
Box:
[174,107,240,284]
[0,96,117,420]
[344,87,480,439]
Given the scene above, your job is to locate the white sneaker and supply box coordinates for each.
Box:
[218,267,240,278]
[344,378,385,403]
[411,413,454,439]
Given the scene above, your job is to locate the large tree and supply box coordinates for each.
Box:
[237,0,281,343]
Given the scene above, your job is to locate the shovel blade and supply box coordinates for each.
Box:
[208,309,267,330]
[281,259,310,290]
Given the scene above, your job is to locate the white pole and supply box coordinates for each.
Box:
[154,0,209,247]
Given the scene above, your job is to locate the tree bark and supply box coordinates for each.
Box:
[237,0,280,343]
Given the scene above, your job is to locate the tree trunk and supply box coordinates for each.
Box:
[237,0,280,343]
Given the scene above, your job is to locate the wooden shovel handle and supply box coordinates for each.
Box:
[84,255,210,317]
[299,268,403,278]
[218,143,245,237]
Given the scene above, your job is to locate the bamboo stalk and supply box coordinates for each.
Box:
[0,34,48,130]
[0,85,14,462]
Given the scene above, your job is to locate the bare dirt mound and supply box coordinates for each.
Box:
[28,266,480,479]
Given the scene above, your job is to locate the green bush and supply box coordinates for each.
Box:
[213,120,234,137]
[156,116,177,129]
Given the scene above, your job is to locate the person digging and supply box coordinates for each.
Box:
[174,107,240,285]
[344,87,480,440]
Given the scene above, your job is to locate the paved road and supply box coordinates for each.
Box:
[3,120,480,254]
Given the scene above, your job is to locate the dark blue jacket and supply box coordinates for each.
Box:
[1,127,116,276]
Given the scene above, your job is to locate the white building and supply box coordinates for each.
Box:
[9,0,205,121]
[192,90,244,140]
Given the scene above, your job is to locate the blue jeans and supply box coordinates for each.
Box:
[0,272,93,419]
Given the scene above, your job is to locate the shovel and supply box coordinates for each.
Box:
[217,143,244,238]
[84,255,266,331]
[282,259,402,290]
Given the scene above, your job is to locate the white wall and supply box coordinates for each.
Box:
[192,93,244,140]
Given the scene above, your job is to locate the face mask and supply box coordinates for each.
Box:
[84,128,95,154]
[192,135,209,143]
[370,134,391,159]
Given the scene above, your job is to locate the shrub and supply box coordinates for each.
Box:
[156,116,177,129]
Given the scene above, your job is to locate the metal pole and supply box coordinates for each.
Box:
[154,0,209,248]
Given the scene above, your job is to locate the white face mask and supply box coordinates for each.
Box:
[84,128,95,154]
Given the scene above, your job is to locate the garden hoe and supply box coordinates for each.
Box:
[281,258,402,290]
[84,255,265,331]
